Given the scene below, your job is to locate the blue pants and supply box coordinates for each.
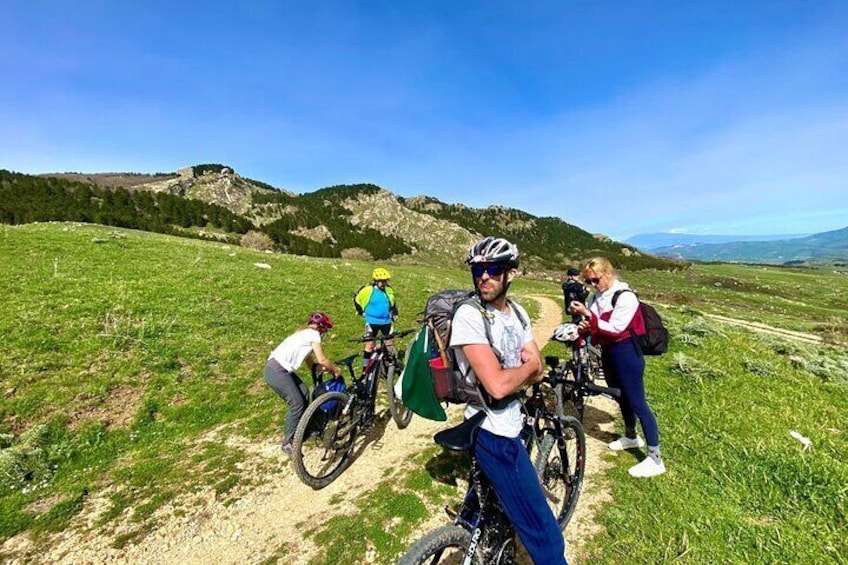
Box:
[474,429,567,565]
[602,338,660,446]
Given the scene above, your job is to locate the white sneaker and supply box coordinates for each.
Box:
[608,436,645,451]
[628,457,666,478]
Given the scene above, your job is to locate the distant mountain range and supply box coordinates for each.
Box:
[634,227,848,265]
[626,232,810,250]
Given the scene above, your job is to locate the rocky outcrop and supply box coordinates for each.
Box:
[343,190,479,262]
[134,170,276,216]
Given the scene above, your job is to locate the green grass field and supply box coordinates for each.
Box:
[1,223,846,563]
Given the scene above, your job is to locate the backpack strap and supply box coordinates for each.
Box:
[610,289,643,356]
[611,288,636,307]
[506,297,530,329]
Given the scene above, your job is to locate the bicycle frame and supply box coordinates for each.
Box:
[452,458,516,564]
[348,329,415,423]
[546,335,619,421]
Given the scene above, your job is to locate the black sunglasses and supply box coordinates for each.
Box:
[471,264,507,278]
[587,277,601,285]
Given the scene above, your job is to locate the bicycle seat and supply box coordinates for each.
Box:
[434,411,486,452]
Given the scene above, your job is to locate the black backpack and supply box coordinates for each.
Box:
[612,290,669,356]
[423,290,529,408]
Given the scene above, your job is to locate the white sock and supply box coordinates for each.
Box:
[648,446,662,463]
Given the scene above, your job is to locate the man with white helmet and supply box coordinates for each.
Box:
[450,236,568,565]
[354,267,399,368]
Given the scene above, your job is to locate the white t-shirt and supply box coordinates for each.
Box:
[268,328,321,372]
[449,300,534,438]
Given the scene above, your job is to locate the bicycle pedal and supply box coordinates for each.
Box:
[444,505,457,519]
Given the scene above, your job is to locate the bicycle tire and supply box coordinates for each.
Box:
[386,363,413,429]
[398,525,476,565]
[534,416,585,529]
[291,391,358,489]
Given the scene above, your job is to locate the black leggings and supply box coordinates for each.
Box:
[264,359,308,445]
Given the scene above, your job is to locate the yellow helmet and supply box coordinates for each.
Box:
[372,267,391,281]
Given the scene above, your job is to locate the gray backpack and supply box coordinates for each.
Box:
[423,290,529,409]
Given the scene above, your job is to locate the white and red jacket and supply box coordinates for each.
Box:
[587,280,645,346]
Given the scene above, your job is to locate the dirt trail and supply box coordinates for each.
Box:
[3,295,621,565]
[702,313,823,344]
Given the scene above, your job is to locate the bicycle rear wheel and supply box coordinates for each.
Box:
[386,363,413,429]
[291,391,358,489]
[534,416,585,529]
[398,525,474,565]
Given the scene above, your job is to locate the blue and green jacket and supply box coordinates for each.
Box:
[354,284,397,325]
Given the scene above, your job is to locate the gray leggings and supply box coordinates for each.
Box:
[264,359,309,445]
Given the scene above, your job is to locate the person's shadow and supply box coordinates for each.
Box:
[578,403,619,442]
[424,448,471,487]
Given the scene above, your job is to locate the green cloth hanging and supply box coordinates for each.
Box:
[400,328,447,421]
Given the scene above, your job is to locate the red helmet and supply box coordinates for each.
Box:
[307,311,333,332]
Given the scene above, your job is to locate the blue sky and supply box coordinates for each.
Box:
[2,1,847,240]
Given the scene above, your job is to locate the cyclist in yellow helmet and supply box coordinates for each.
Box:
[354,267,399,367]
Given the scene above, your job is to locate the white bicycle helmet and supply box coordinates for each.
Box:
[552,323,580,342]
[465,236,519,266]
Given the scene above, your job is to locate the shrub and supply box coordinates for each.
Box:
[341,247,373,261]
[240,230,275,252]
[669,352,721,383]
[0,426,53,492]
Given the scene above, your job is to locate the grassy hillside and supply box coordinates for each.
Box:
[1,223,846,563]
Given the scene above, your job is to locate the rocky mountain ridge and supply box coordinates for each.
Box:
[33,165,678,272]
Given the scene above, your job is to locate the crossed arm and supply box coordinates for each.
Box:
[460,341,543,400]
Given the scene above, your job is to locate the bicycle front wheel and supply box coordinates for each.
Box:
[386,363,413,429]
[398,525,474,565]
[534,416,586,529]
[291,391,358,489]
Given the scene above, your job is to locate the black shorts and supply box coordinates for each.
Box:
[364,323,393,339]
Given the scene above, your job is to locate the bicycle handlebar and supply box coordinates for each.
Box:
[349,328,415,343]
[545,367,621,398]
[584,381,621,398]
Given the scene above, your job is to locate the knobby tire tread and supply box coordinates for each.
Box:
[386,363,413,429]
[291,391,356,489]
[398,525,474,565]
[535,416,585,529]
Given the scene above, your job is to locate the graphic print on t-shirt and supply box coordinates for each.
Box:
[499,324,521,368]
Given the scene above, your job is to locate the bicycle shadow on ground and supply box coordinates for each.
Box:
[345,409,394,466]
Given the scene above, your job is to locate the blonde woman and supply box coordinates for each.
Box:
[570,257,665,478]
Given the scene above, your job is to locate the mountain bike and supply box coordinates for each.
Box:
[398,411,520,564]
[291,329,415,489]
[356,329,416,429]
[548,324,620,421]
[400,397,585,563]
[522,375,586,529]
